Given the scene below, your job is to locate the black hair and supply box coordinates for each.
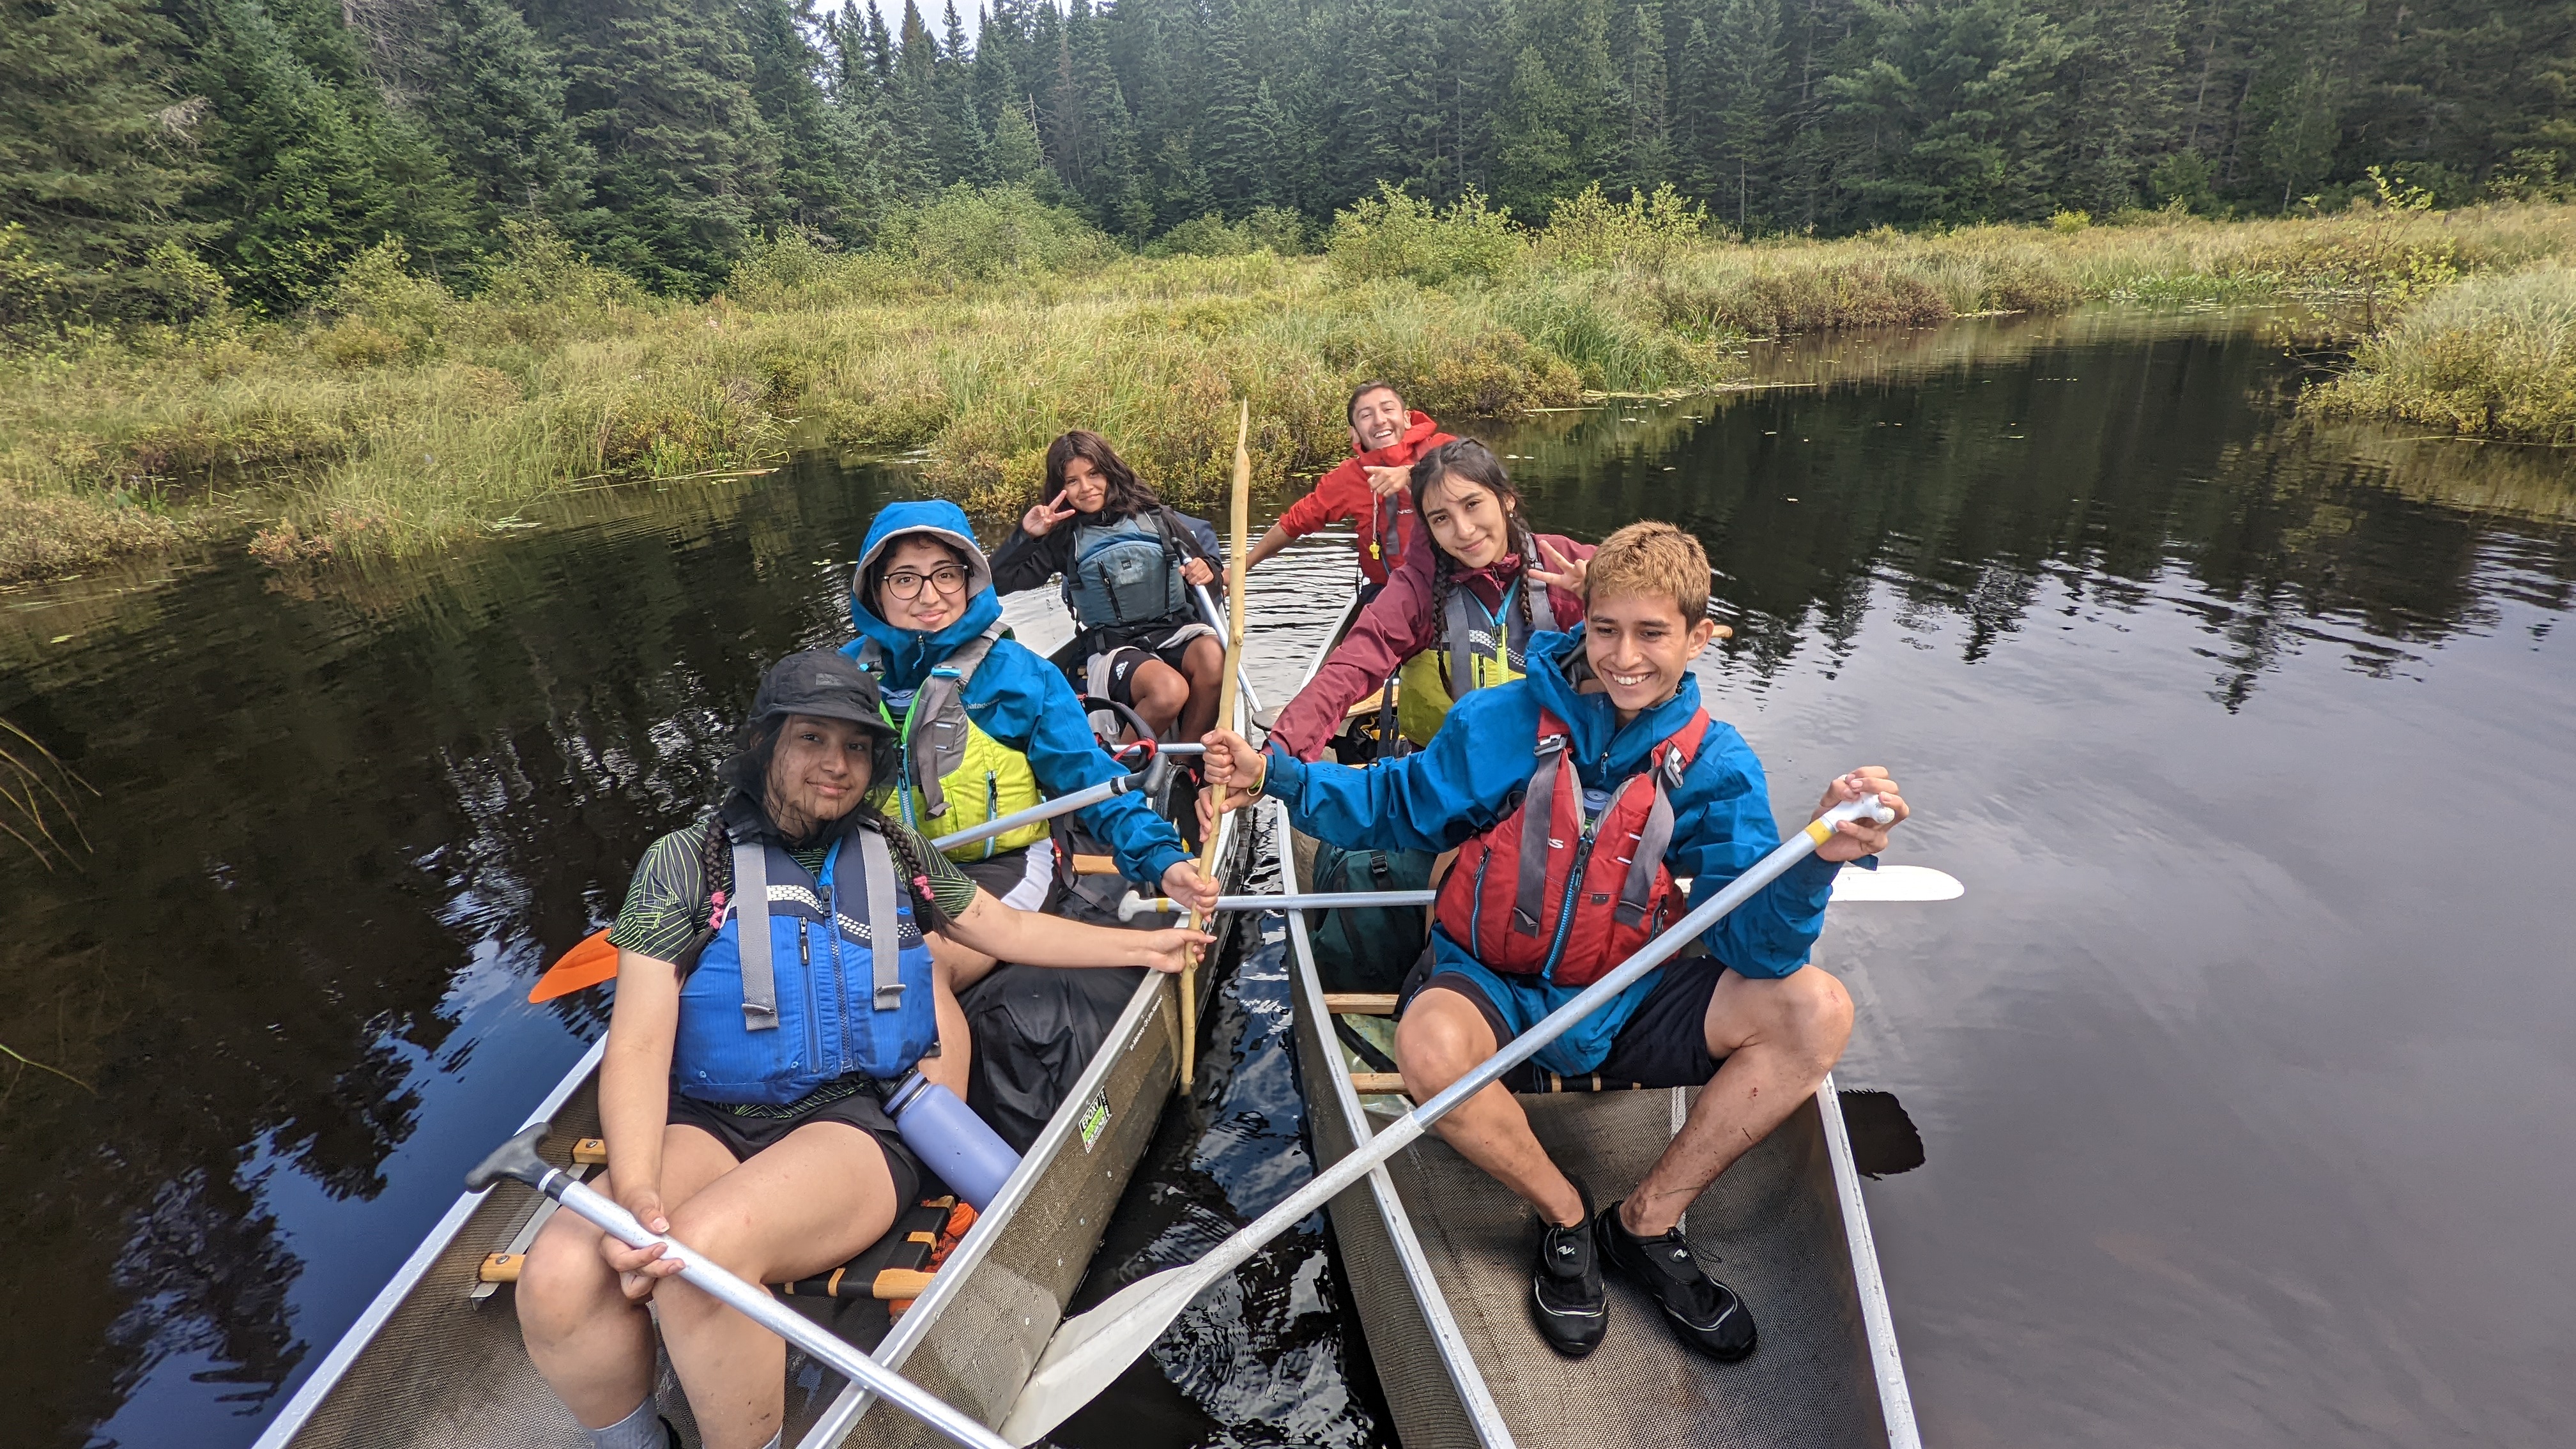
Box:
[1406,438,1542,689]
[1346,379,1404,425]
[1042,429,1160,520]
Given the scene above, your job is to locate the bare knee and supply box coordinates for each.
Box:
[518,1215,614,1338]
[1181,640,1224,689]
[1770,966,1853,1070]
[1130,663,1186,723]
[1394,998,1487,1094]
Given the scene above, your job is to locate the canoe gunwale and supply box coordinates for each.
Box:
[252,1036,610,1449]
[1276,793,1517,1448]
[1814,1073,1922,1448]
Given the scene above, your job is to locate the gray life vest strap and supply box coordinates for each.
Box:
[901,627,1001,822]
[1615,746,1690,929]
[732,838,778,1032]
[1512,731,1569,938]
[858,827,905,1008]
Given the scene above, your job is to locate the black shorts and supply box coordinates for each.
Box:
[1078,622,1215,712]
[955,840,1062,912]
[1404,957,1727,1090]
[668,1084,924,1205]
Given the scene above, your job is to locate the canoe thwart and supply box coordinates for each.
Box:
[1324,993,1399,1016]
[1349,1071,1410,1095]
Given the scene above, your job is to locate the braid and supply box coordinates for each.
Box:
[700,811,734,924]
[1429,543,1457,693]
[1510,510,1542,640]
[859,801,942,919]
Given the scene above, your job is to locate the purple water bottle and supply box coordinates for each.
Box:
[882,1071,1022,1211]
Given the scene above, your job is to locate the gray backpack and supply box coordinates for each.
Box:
[1064,510,1192,626]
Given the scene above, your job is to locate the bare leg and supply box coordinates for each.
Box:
[1393,987,1584,1227]
[652,1121,903,1449]
[1125,659,1188,738]
[1620,965,1853,1236]
[1176,636,1226,739]
[516,1124,739,1426]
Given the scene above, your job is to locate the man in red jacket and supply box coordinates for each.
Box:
[1243,379,1456,595]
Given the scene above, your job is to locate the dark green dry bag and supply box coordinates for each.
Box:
[1303,843,1437,994]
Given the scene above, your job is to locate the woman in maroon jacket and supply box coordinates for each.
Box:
[1266,439,1595,762]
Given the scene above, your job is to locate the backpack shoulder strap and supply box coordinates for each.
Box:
[905,625,1005,821]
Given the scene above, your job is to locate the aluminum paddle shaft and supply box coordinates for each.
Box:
[928,774,1127,855]
[464,1126,1013,1449]
[1193,583,1262,716]
[1000,793,1895,1443]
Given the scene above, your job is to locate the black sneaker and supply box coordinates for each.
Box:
[1529,1178,1607,1358]
[1595,1200,1757,1362]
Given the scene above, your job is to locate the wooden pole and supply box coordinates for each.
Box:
[1183,402,1251,1094]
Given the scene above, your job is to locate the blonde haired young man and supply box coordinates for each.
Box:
[1202,522,1909,1362]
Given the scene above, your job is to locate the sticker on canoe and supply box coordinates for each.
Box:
[1078,1091,1112,1153]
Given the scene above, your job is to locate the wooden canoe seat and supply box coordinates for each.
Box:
[1324,993,1399,1016]
[1349,1071,1409,1096]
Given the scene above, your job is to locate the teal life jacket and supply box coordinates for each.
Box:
[1064,510,1192,627]
[672,802,937,1105]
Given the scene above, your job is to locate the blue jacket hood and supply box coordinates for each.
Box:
[846,500,1004,691]
[1519,625,1709,779]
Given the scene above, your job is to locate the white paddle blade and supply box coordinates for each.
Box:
[1831,864,1964,903]
[999,1263,1209,1445]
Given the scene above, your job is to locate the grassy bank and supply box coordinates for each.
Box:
[7,191,2575,583]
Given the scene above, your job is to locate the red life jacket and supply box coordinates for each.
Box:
[1433,705,1711,986]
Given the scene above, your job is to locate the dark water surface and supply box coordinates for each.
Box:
[3,307,2570,1448]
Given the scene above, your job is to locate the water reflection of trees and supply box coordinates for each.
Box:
[1492,323,2576,710]
[0,456,885,1445]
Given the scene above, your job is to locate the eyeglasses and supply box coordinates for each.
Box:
[883,564,970,600]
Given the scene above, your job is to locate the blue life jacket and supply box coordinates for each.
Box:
[1064,510,1191,627]
[673,808,937,1106]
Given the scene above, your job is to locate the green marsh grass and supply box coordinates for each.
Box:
[6,195,2576,579]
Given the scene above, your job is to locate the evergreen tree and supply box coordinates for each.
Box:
[742,0,869,238]
[988,95,1046,185]
[185,0,471,311]
[1706,0,1781,228]
[1616,0,1672,191]
[0,0,213,319]
[421,0,594,229]
[533,0,778,293]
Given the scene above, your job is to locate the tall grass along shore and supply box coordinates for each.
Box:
[7,188,2575,585]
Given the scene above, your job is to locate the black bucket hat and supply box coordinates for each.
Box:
[748,648,897,735]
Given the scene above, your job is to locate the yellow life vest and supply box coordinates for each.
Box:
[1393,577,1563,746]
[861,629,1050,862]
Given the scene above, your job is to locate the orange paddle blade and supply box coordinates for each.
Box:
[528,928,619,1002]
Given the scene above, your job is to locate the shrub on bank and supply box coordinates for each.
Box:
[2306,266,2576,441]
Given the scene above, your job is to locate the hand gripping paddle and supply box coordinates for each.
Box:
[997,792,1897,1443]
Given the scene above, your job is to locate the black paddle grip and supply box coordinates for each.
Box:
[464,1122,555,1195]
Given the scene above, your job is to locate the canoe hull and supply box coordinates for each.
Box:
[1281,811,1916,1448]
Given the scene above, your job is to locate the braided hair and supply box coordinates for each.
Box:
[1407,438,1544,693]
